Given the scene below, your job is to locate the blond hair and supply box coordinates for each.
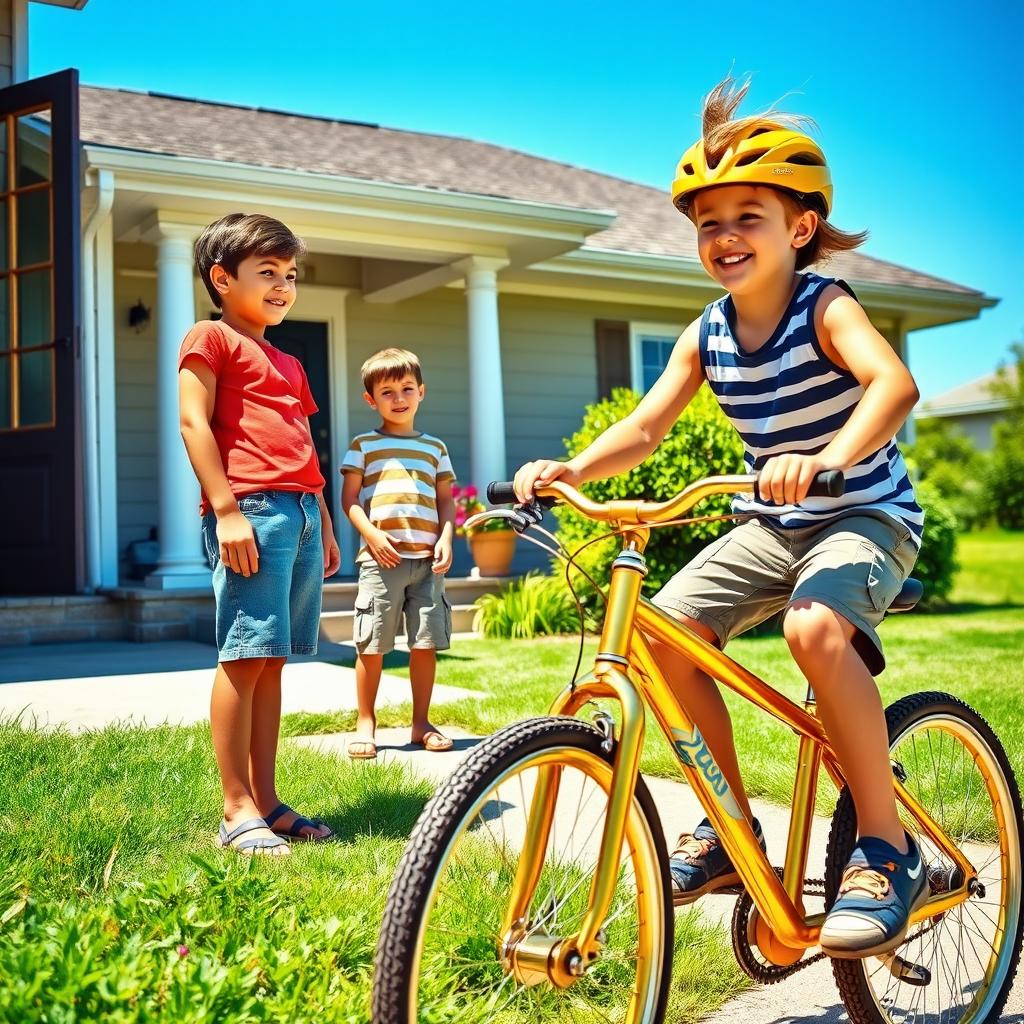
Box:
[361,348,423,394]
[699,76,867,270]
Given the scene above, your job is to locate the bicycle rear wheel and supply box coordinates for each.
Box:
[373,716,673,1024]
[826,691,1023,1024]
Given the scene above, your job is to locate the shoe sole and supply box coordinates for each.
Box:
[820,886,931,960]
[672,870,743,907]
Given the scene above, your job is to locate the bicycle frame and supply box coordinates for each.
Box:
[500,521,978,973]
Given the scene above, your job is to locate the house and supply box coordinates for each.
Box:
[917,366,1017,451]
[0,2,999,644]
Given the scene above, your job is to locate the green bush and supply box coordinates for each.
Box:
[911,482,960,607]
[473,572,581,639]
[554,386,745,604]
[904,418,989,530]
[985,444,1024,530]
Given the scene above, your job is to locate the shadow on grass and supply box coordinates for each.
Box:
[319,783,432,842]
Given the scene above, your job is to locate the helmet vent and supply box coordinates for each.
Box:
[682,162,695,175]
[787,152,824,166]
[748,127,771,138]
[735,150,767,167]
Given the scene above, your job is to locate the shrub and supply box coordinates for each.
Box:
[473,572,581,639]
[985,444,1024,530]
[904,418,989,531]
[912,482,959,607]
[553,386,745,604]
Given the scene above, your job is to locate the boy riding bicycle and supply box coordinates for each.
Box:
[515,76,925,959]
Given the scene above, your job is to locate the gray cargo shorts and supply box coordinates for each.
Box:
[652,512,919,675]
[353,557,452,655]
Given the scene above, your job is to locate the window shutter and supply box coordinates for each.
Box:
[595,320,630,399]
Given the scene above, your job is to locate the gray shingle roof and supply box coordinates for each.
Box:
[78,87,982,296]
[921,366,1017,412]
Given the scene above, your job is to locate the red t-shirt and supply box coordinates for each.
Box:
[178,320,325,515]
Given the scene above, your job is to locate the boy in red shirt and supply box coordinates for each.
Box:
[179,213,341,856]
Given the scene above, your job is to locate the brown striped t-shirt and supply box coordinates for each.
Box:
[342,430,455,563]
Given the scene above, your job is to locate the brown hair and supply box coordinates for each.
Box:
[194,213,306,307]
[361,348,423,394]
[699,76,867,270]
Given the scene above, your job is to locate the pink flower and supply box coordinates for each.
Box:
[455,510,467,525]
[178,944,189,958]
[465,484,478,498]
[451,484,462,499]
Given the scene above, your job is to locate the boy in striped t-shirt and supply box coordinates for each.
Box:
[341,348,456,759]
[514,78,927,959]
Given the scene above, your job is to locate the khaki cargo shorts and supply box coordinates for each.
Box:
[353,557,452,655]
[652,512,919,675]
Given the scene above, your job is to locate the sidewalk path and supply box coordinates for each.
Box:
[296,727,1024,1024]
[0,640,481,732]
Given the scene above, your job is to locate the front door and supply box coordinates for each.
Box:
[0,70,81,595]
[264,319,336,570]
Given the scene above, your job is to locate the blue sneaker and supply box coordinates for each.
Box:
[820,832,929,959]
[669,817,765,905]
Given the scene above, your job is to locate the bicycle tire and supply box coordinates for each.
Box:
[825,691,1023,1024]
[372,715,674,1024]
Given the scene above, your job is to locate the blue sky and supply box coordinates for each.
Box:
[32,0,1023,401]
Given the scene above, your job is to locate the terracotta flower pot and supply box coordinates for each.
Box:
[467,528,516,577]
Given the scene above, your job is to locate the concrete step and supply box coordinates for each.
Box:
[321,575,509,612]
[319,603,477,644]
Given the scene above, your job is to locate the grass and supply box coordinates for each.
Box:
[0,719,745,1022]
[1,530,1017,1020]
[290,529,1024,814]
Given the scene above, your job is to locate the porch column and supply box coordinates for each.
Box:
[891,320,916,446]
[456,256,509,490]
[147,223,210,589]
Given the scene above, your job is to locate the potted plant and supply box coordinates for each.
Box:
[454,484,517,577]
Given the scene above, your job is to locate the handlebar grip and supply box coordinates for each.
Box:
[807,470,846,498]
[487,481,557,509]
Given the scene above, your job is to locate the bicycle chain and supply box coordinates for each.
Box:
[732,875,830,984]
[731,876,941,985]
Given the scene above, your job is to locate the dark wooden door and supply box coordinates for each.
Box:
[0,70,81,595]
[264,318,334,546]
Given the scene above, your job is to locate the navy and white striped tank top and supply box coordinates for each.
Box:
[699,272,923,545]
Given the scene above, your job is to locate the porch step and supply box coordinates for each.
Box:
[320,575,510,612]
[318,604,478,644]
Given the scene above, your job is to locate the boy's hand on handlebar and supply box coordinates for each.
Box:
[757,453,835,505]
[513,460,580,503]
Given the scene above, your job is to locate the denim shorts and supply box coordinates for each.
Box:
[353,557,451,655]
[202,490,323,662]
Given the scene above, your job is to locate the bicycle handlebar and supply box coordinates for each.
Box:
[486,470,845,526]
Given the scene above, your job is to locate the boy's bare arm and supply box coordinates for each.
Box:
[179,357,259,577]
[341,470,401,568]
[432,478,455,574]
[818,288,920,465]
[514,317,703,501]
[759,287,920,506]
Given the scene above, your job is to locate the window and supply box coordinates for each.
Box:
[630,322,682,393]
[0,109,55,431]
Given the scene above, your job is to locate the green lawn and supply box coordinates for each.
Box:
[295,529,1024,812]
[1,530,1018,1021]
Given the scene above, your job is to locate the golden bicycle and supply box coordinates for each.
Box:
[372,472,1022,1023]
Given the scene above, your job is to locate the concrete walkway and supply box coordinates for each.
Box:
[297,728,1024,1024]
[0,640,482,732]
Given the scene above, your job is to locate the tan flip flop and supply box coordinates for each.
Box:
[417,730,454,753]
[347,737,378,760]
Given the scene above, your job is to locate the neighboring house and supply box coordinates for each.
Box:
[0,1,1000,605]
[918,367,1017,451]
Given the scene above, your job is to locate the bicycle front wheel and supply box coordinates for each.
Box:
[373,716,673,1024]
[826,691,1023,1024]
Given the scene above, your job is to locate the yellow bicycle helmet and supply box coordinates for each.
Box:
[671,126,833,218]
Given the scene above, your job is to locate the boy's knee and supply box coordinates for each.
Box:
[783,601,850,661]
[219,656,268,684]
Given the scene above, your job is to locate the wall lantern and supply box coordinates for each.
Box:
[128,299,151,332]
